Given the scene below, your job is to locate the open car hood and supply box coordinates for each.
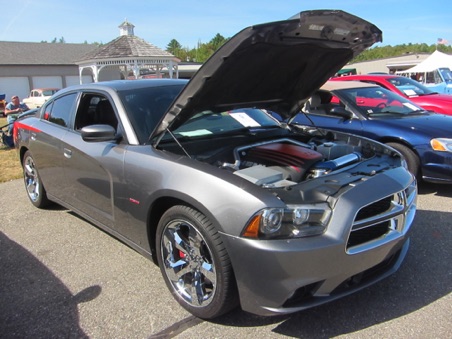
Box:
[154,9,382,136]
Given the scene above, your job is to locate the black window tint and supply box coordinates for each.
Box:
[74,94,118,131]
[47,93,77,127]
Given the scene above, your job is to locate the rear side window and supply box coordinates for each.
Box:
[43,93,77,127]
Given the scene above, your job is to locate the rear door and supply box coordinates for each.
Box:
[29,92,77,200]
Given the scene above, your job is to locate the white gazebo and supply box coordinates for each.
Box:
[76,20,180,83]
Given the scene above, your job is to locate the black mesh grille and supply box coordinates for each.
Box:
[347,221,390,248]
[355,195,392,221]
[347,195,395,249]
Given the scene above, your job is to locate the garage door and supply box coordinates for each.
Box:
[31,76,62,89]
[65,75,93,87]
[0,77,30,101]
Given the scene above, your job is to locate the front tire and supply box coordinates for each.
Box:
[22,151,51,208]
[387,142,420,179]
[156,205,238,319]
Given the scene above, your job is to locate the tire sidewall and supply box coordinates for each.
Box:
[156,205,234,319]
[387,142,420,179]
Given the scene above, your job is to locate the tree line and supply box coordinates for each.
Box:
[167,37,452,63]
[42,35,452,64]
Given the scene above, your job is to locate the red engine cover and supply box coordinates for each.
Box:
[246,143,323,168]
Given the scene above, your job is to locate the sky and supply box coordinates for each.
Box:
[1,0,451,50]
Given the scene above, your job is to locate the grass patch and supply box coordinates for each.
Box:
[0,116,23,183]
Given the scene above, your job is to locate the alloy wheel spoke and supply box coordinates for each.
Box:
[190,270,206,306]
[172,228,191,256]
[200,261,215,283]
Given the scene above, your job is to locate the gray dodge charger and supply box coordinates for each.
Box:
[15,10,417,319]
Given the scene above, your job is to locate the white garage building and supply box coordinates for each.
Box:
[0,20,182,103]
[0,41,97,101]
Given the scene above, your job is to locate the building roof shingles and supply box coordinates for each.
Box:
[0,41,98,65]
[78,35,174,61]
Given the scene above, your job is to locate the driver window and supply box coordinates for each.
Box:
[74,94,118,131]
[304,91,336,116]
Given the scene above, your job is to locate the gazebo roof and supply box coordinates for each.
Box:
[76,20,180,82]
[77,35,176,63]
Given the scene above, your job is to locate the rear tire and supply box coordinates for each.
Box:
[386,142,420,179]
[22,151,51,208]
[156,205,238,319]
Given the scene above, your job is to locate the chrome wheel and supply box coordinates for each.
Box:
[156,205,238,319]
[160,219,216,307]
[22,151,50,208]
[24,154,41,202]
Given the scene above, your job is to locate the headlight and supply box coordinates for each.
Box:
[242,203,331,239]
[431,138,452,152]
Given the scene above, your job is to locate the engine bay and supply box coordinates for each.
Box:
[157,109,397,188]
[222,137,370,188]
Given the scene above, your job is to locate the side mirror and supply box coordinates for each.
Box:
[329,106,353,119]
[81,124,118,142]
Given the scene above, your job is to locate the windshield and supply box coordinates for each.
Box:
[118,84,185,144]
[42,89,59,96]
[167,108,281,140]
[334,86,426,117]
[387,76,436,96]
[439,68,452,83]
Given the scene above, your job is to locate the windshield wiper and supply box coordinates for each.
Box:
[407,109,429,115]
[419,92,438,96]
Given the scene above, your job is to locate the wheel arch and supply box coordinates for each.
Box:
[380,137,422,178]
[19,146,29,165]
[378,137,420,157]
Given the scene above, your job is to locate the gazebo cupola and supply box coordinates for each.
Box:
[119,20,135,36]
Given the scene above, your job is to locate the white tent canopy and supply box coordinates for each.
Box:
[397,50,452,73]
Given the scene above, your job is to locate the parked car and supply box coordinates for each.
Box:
[22,88,60,109]
[334,74,452,115]
[293,80,452,184]
[398,66,452,94]
[14,10,417,319]
[0,93,5,117]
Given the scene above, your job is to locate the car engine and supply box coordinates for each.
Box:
[220,137,377,188]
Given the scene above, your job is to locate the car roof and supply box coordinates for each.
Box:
[321,80,379,91]
[57,79,188,95]
[337,74,401,81]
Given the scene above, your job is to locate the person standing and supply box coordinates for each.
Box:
[5,95,29,134]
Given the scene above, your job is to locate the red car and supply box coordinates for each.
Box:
[334,74,452,115]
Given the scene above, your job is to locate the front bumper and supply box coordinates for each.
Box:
[222,176,417,316]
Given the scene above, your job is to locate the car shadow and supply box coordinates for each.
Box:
[0,232,101,338]
[418,181,452,198]
[213,207,452,337]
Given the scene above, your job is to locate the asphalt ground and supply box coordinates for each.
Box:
[0,178,451,338]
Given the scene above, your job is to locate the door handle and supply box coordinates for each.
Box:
[63,148,72,158]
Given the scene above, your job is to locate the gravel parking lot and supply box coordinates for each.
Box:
[1,179,451,338]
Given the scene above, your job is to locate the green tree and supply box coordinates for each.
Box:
[209,33,227,50]
[166,39,182,56]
